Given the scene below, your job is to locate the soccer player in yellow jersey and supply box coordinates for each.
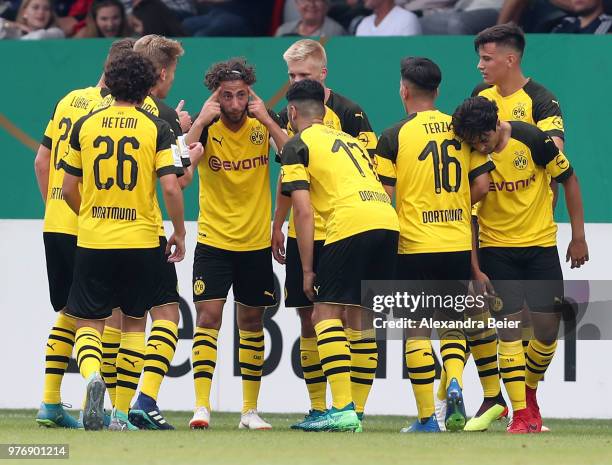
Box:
[451,23,567,431]
[125,34,204,431]
[184,58,287,430]
[59,51,186,431]
[272,39,379,428]
[281,79,399,432]
[452,96,588,434]
[32,38,135,429]
[375,57,494,433]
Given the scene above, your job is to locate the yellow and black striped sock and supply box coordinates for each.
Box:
[405,339,436,420]
[239,329,265,413]
[499,340,526,410]
[192,327,218,409]
[314,319,352,409]
[115,332,145,413]
[525,339,557,389]
[300,336,327,412]
[100,325,121,408]
[466,312,501,398]
[43,313,76,404]
[439,328,467,389]
[75,327,102,380]
[522,325,534,354]
[141,320,178,401]
[436,344,471,401]
[346,328,377,415]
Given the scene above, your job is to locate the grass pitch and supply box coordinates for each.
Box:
[1,410,611,465]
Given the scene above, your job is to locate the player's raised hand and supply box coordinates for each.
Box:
[247,87,270,124]
[197,87,221,126]
[188,142,204,165]
[175,99,193,133]
[166,230,186,263]
[566,237,589,269]
[272,228,286,265]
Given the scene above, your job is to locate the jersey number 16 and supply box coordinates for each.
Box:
[418,139,462,194]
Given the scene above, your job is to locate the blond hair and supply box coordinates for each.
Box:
[283,39,327,67]
[16,0,56,29]
[134,34,184,71]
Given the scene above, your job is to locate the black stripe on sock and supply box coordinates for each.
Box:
[242,374,261,382]
[526,365,547,375]
[117,367,142,378]
[323,366,351,376]
[192,360,216,369]
[305,376,327,385]
[409,377,435,385]
[45,368,66,375]
[318,326,344,336]
[241,335,264,343]
[350,347,377,354]
[52,326,76,336]
[151,326,179,342]
[499,365,525,374]
[194,330,217,341]
[526,355,549,368]
[116,380,139,390]
[530,346,556,357]
[350,338,376,345]
[239,362,263,372]
[477,367,499,377]
[144,354,171,367]
[147,335,176,352]
[442,353,465,363]
[301,364,323,373]
[320,354,351,365]
[406,364,436,374]
[102,342,120,349]
[474,355,498,366]
[468,335,497,347]
[441,342,466,352]
[502,376,525,383]
[49,334,76,346]
[406,348,424,355]
[104,383,116,389]
[143,366,166,377]
[46,355,70,363]
[350,376,374,385]
[77,345,102,359]
[77,353,100,367]
[103,352,118,359]
[351,366,377,374]
[317,336,348,346]
[194,371,213,380]
[193,339,217,350]
[118,348,145,359]
[239,344,264,352]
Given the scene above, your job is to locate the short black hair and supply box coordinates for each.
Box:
[204,57,256,91]
[452,96,499,143]
[286,79,325,103]
[105,51,157,104]
[474,23,525,56]
[400,57,441,93]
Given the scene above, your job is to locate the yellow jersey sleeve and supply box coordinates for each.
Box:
[468,151,495,182]
[58,117,84,177]
[280,135,310,195]
[374,126,399,186]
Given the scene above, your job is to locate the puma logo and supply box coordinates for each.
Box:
[552,100,559,106]
[148,343,161,350]
[122,357,137,368]
[313,285,320,295]
[368,357,377,361]
[264,290,275,298]
[47,343,56,351]
[103,362,115,366]
[423,352,432,357]
[212,136,224,146]
[355,112,364,118]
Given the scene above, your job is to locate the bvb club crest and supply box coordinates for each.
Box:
[512,102,527,119]
[193,279,205,296]
[513,151,528,170]
[250,127,265,145]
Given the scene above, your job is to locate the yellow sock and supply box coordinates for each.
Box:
[499,340,526,410]
[525,339,557,389]
[141,320,178,401]
[239,329,264,413]
[522,325,534,354]
[115,332,145,413]
[314,319,352,409]
[43,313,76,404]
[346,328,377,415]
[438,328,466,389]
[405,339,435,420]
[75,327,102,380]
[300,336,327,412]
[192,327,218,409]
[436,345,471,401]
[466,311,501,398]
[100,325,121,408]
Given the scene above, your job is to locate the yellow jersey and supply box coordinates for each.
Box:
[376,110,494,254]
[278,90,377,241]
[41,86,108,235]
[478,122,573,248]
[59,105,177,249]
[281,124,399,245]
[197,116,273,251]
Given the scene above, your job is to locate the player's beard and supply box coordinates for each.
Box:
[575,4,600,16]
[221,106,248,124]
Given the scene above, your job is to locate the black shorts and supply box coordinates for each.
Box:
[285,237,325,308]
[151,236,180,308]
[43,232,77,312]
[192,243,277,308]
[315,229,399,307]
[396,251,471,321]
[66,246,162,320]
[479,246,563,316]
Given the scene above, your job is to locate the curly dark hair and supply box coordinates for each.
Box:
[105,51,157,104]
[474,23,525,56]
[452,96,499,143]
[204,58,256,91]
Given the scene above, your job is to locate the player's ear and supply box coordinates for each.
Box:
[159,68,167,83]
[320,66,328,82]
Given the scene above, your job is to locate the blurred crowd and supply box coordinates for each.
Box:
[1,0,609,40]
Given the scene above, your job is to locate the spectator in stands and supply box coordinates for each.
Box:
[355,0,421,35]
[159,0,195,20]
[552,0,611,32]
[0,0,22,21]
[131,0,186,36]
[183,0,273,36]
[411,0,501,34]
[75,0,131,37]
[276,0,346,36]
[0,0,65,39]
